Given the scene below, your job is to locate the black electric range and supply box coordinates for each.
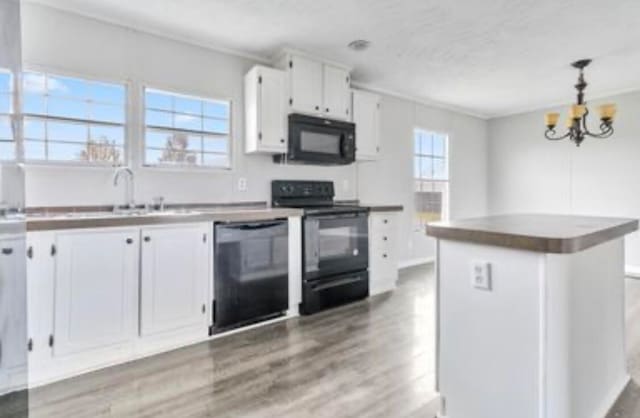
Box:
[272,180,370,315]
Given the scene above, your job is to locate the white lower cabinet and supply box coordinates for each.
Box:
[369,213,399,295]
[0,235,27,395]
[53,229,139,357]
[140,224,209,338]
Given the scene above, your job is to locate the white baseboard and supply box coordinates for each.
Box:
[399,257,435,270]
[625,265,640,278]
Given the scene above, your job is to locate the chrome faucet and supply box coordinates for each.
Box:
[113,167,135,209]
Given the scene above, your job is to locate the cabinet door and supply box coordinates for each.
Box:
[53,229,138,357]
[0,237,27,373]
[258,67,287,151]
[353,90,381,160]
[323,65,351,120]
[140,224,209,337]
[369,214,399,295]
[289,54,323,115]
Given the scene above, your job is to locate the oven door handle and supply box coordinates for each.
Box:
[311,275,365,291]
[311,212,366,220]
[221,221,285,230]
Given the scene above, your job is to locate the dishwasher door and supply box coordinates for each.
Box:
[214,220,289,331]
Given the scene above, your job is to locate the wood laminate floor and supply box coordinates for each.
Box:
[2,265,640,418]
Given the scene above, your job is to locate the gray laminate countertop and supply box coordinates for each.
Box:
[426,214,638,254]
[26,207,304,232]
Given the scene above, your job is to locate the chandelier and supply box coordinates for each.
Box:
[544,59,616,146]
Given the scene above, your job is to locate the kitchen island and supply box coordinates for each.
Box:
[427,214,638,418]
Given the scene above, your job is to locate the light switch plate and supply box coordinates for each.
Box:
[471,261,492,291]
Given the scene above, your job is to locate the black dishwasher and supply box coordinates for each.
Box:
[213,220,289,332]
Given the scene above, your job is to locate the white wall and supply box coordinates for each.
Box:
[20,4,490,265]
[488,90,640,270]
[20,3,357,207]
[358,96,488,264]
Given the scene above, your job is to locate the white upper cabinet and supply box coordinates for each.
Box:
[276,50,352,121]
[289,55,323,115]
[352,89,381,160]
[139,224,209,337]
[53,229,139,357]
[245,65,287,154]
[323,65,351,120]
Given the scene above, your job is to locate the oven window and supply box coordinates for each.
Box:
[300,131,341,154]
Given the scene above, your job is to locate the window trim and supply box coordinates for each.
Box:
[0,68,16,162]
[20,65,131,168]
[141,84,233,172]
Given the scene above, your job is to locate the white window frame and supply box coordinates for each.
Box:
[20,66,130,168]
[414,127,450,223]
[141,85,233,171]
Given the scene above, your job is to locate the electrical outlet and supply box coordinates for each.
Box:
[471,261,492,291]
[237,177,247,192]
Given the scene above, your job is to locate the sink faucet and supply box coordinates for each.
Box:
[113,167,135,209]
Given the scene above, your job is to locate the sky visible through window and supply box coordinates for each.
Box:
[23,72,126,164]
[144,88,231,168]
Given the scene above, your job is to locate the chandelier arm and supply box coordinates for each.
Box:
[585,125,614,139]
[545,129,572,141]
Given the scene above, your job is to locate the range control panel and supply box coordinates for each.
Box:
[271,180,335,206]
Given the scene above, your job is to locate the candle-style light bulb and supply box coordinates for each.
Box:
[545,112,560,128]
[599,103,616,121]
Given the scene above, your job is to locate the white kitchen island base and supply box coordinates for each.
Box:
[428,214,638,418]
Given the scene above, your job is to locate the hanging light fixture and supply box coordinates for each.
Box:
[544,59,616,146]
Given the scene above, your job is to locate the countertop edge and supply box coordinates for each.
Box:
[26,208,305,232]
[426,218,639,254]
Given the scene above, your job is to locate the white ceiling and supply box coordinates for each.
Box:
[26,0,640,118]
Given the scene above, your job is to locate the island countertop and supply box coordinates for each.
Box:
[426,214,638,254]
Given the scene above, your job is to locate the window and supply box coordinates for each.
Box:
[414,129,449,224]
[0,70,14,161]
[144,88,230,168]
[22,71,126,165]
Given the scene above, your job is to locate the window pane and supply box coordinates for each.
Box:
[0,72,11,93]
[433,134,446,157]
[23,73,47,94]
[420,132,433,155]
[48,97,88,119]
[24,118,45,140]
[0,141,15,160]
[0,93,11,114]
[80,141,123,164]
[24,140,45,160]
[204,101,229,119]
[145,148,163,165]
[174,114,202,131]
[414,156,421,179]
[175,96,202,115]
[203,136,228,153]
[420,157,433,179]
[146,129,170,149]
[47,121,87,143]
[23,93,46,114]
[203,118,229,134]
[90,125,124,145]
[50,75,88,99]
[92,103,124,124]
[433,157,447,180]
[90,82,124,104]
[146,91,172,110]
[47,142,85,161]
[146,109,172,127]
[0,117,12,140]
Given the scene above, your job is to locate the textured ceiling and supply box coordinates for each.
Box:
[25,0,640,118]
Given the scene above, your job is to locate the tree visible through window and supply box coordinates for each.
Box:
[414,129,449,224]
[144,88,230,168]
[22,71,126,164]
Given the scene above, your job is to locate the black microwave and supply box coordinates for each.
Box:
[274,114,356,165]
